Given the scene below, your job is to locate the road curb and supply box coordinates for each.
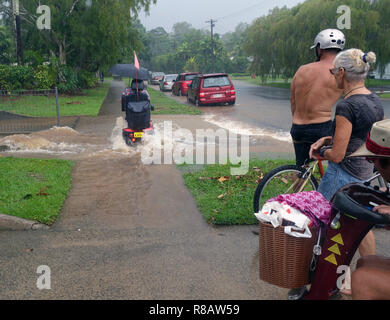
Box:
[0,213,49,231]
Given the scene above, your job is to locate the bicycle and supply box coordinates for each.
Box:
[253,159,388,213]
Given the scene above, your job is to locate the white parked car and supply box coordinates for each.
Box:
[159,74,178,92]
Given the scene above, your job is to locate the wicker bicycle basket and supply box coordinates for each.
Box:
[259,221,318,289]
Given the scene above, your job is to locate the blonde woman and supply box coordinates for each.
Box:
[310,49,384,294]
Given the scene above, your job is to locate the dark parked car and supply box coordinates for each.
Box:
[172,72,202,96]
[187,73,236,106]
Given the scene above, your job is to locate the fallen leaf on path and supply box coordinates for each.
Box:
[217,193,227,199]
[218,176,230,183]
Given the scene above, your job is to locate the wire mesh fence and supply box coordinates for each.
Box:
[0,88,79,134]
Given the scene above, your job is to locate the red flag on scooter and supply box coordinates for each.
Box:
[134,51,140,70]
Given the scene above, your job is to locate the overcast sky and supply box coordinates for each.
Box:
[139,0,304,34]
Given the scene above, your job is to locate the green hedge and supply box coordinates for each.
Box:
[0,64,98,94]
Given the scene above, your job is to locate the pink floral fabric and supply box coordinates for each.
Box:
[268,191,332,227]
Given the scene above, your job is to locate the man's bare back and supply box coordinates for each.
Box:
[291,56,343,125]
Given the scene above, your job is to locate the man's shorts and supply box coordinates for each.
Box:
[290,121,333,167]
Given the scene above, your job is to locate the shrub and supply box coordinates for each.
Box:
[0,64,34,90]
[57,65,80,94]
[0,63,97,93]
[77,70,98,89]
[33,65,56,89]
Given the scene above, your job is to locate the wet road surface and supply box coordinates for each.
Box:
[161,80,390,137]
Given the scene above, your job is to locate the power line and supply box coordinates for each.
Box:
[215,0,268,21]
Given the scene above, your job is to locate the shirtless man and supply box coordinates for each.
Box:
[290,29,346,166]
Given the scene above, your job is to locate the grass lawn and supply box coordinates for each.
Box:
[0,81,111,118]
[366,78,390,88]
[380,93,390,98]
[180,159,298,225]
[0,157,74,225]
[148,87,202,115]
[230,74,292,89]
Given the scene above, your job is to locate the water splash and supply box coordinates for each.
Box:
[0,126,93,155]
[201,114,292,143]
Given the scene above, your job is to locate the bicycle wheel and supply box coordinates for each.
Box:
[253,165,319,213]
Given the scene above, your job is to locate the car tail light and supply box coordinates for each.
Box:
[164,82,168,85]
[199,92,205,97]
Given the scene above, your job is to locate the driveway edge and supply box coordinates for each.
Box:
[0,213,49,231]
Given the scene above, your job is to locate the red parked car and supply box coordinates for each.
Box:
[150,72,165,85]
[172,72,202,96]
[187,73,236,106]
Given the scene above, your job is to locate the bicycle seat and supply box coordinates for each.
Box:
[332,184,390,225]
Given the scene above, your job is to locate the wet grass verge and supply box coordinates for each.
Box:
[0,81,111,118]
[179,159,296,225]
[0,157,74,225]
[148,87,202,115]
[231,75,390,90]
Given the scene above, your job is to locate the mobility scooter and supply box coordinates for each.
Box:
[303,182,390,299]
[121,79,154,146]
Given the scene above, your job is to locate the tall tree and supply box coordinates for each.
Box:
[0,25,12,64]
[0,0,156,70]
[243,0,389,80]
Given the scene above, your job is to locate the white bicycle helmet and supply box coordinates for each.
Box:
[310,29,346,51]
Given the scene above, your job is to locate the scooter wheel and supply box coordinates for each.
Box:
[124,135,131,146]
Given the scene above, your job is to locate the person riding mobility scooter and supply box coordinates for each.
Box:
[121,79,154,146]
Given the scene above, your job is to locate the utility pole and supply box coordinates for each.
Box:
[206,19,216,73]
[12,0,23,64]
[173,37,177,73]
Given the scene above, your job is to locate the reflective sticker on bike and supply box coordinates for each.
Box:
[331,233,345,246]
[324,253,338,266]
[328,243,341,256]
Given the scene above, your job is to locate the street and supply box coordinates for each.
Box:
[162,80,390,136]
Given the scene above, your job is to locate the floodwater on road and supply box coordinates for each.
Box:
[183,80,390,142]
[0,117,217,161]
[196,81,293,142]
